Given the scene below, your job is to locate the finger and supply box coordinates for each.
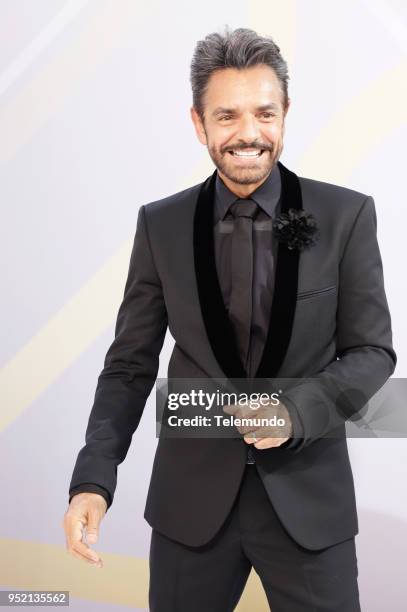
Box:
[243,428,270,440]
[68,519,101,563]
[223,404,259,421]
[224,403,256,415]
[234,423,255,434]
[242,405,261,416]
[65,529,102,565]
[86,509,102,544]
[243,434,257,444]
[65,516,85,547]
[254,437,288,449]
[222,404,239,416]
[72,540,102,564]
[246,426,286,439]
[68,546,103,567]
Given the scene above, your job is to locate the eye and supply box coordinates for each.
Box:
[219,113,274,121]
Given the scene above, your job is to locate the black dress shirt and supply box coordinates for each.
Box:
[213,162,281,378]
[214,163,291,464]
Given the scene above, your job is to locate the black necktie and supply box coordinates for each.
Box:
[228,199,259,374]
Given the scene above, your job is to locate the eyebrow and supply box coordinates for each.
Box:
[211,103,280,117]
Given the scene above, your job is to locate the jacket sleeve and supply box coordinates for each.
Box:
[69,483,111,508]
[68,205,168,509]
[281,195,397,453]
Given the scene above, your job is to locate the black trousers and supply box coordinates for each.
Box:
[148,463,361,611]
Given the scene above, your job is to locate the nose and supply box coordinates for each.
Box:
[236,113,261,143]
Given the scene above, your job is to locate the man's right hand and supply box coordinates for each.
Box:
[63,492,107,568]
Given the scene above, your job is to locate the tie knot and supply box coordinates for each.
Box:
[229,199,259,220]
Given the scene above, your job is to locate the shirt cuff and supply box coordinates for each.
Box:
[69,484,112,510]
[279,397,305,450]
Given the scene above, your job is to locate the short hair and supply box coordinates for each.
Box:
[190,26,290,122]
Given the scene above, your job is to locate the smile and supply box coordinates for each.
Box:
[227,149,266,161]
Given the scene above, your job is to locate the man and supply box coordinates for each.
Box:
[63,27,396,611]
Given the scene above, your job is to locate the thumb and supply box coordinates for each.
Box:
[223,404,237,415]
[86,511,101,544]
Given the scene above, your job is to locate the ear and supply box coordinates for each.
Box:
[190,106,208,146]
[282,98,290,136]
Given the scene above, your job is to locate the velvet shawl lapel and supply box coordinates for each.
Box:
[193,160,302,380]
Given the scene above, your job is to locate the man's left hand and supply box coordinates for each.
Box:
[222,400,293,448]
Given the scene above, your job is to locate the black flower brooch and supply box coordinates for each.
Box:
[273,209,320,251]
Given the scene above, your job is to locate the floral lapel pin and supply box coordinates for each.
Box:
[273,209,320,251]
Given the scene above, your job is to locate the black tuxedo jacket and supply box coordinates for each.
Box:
[69,161,396,550]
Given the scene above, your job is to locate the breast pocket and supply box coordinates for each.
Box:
[296,284,337,301]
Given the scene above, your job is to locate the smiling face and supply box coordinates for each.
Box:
[190,64,290,197]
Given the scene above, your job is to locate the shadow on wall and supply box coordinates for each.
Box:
[239,508,407,611]
[356,509,406,612]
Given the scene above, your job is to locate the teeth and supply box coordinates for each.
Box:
[233,150,261,156]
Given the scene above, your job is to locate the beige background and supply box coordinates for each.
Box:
[0,1,406,610]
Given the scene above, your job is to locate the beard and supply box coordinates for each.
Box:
[207,139,283,185]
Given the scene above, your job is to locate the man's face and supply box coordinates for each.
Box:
[191,64,290,194]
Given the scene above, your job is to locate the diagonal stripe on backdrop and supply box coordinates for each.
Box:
[0,537,150,609]
[0,0,90,98]
[360,0,407,53]
[0,536,268,610]
[297,61,407,182]
[0,158,214,433]
[0,0,155,163]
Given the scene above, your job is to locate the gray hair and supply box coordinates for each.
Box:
[190,26,290,122]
